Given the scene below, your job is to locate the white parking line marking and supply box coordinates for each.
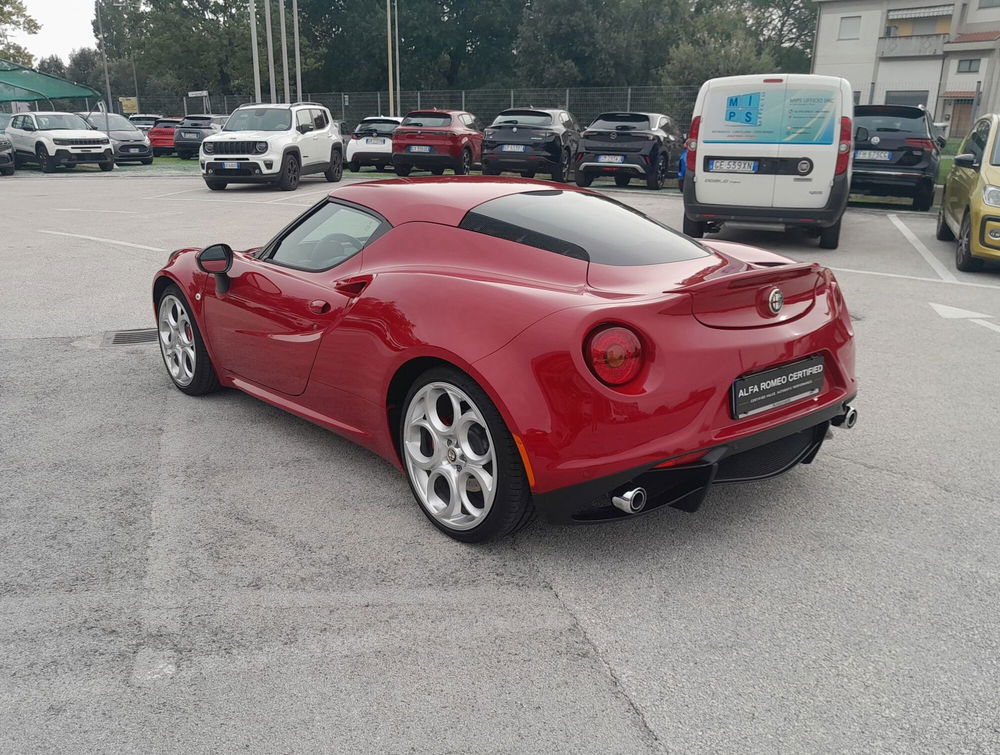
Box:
[39,230,165,252]
[55,208,138,214]
[929,303,993,319]
[143,188,204,200]
[887,213,958,283]
[830,266,1000,291]
[972,318,1000,334]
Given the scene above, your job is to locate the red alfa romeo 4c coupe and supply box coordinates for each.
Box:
[153,177,857,542]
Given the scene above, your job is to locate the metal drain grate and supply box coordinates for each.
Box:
[105,328,158,346]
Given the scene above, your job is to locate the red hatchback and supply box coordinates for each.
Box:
[392,109,483,176]
[148,118,181,156]
[152,178,857,542]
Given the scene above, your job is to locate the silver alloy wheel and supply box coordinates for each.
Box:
[958,215,970,263]
[158,294,196,387]
[403,381,497,531]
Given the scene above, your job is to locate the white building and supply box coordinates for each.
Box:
[812,0,1000,135]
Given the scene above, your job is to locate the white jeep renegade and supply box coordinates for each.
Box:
[200,102,344,191]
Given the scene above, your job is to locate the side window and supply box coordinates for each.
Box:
[312,109,328,130]
[10,115,20,128]
[472,117,483,130]
[295,109,312,132]
[270,202,386,272]
[459,114,471,127]
[967,120,990,163]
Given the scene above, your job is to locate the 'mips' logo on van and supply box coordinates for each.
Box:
[725,93,762,126]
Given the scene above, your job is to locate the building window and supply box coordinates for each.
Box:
[912,18,939,35]
[958,58,981,72]
[979,0,1000,8]
[838,15,862,40]
[884,25,898,36]
[885,90,930,108]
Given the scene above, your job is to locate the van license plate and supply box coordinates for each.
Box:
[597,155,625,163]
[708,159,758,173]
[408,145,431,153]
[855,150,892,161]
[731,356,825,419]
[501,144,526,152]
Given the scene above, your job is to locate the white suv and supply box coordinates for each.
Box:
[6,111,114,173]
[200,102,344,191]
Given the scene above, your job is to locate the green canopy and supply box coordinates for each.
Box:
[0,58,101,103]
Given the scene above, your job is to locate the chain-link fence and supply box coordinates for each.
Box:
[14,85,702,129]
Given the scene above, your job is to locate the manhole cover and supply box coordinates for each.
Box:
[103,328,158,346]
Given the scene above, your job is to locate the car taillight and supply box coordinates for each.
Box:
[835,116,852,175]
[585,325,643,386]
[905,137,936,151]
[686,116,700,172]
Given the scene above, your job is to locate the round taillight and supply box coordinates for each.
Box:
[585,326,643,386]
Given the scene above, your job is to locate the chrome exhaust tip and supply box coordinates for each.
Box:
[612,487,647,515]
[832,405,858,429]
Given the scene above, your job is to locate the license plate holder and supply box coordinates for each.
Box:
[731,356,825,419]
[708,159,758,173]
[597,154,624,163]
[855,150,892,161]
[501,144,527,152]
[408,145,431,153]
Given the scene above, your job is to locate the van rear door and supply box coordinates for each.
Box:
[771,74,844,209]
[694,75,786,208]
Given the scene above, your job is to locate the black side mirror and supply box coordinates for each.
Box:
[953,153,978,169]
[854,126,869,143]
[196,243,234,294]
[23,123,35,132]
[297,123,313,134]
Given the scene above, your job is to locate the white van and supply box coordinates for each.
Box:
[682,74,855,249]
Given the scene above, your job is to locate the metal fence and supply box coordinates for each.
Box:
[55,85,702,129]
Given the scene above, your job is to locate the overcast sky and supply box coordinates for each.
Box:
[13,0,97,62]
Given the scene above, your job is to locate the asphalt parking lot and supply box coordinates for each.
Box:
[2,170,999,752]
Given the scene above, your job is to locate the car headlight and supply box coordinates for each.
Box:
[100,138,110,145]
[203,142,215,154]
[54,139,68,146]
[484,129,495,139]
[142,135,150,146]
[984,185,1000,207]
[254,141,268,154]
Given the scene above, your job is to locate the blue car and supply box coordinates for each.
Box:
[677,148,687,191]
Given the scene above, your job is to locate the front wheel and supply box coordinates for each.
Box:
[277,153,300,190]
[37,145,55,173]
[482,164,501,176]
[0,166,13,176]
[205,179,227,191]
[141,158,153,166]
[956,212,985,272]
[912,181,934,212]
[324,149,344,182]
[177,151,193,160]
[99,160,114,172]
[156,285,220,396]
[348,159,360,172]
[683,215,705,238]
[646,154,667,190]
[551,149,571,182]
[936,206,955,241]
[400,367,534,542]
[454,149,472,175]
[431,168,445,175]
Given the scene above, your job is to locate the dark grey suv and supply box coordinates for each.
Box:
[851,105,945,211]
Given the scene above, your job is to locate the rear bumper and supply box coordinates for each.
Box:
[533,396,855,523]
[683,172,849,229]
[347,150,391,164]
[392,152,459,168]
[576,150,651,176]
[851,168,933,195]
[482,148,559,171]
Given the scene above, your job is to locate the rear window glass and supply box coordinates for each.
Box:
[153,119,180,128]
[492,110,552,126]
[179,117,213,128]
[590,113,651,130]
[355,119,399,134]
[855,110,926,135]
[459,190,708,266]
[401,112,452,127]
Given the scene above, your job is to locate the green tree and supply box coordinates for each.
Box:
[37,54,67,78]
[0,0,40,66]
[662,11,777,87]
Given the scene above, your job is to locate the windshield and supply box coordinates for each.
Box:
[84,113,136,131]
[354,119,399,135]
[460,190,708,266]
[34,113,92,131]
[224,108,291,132]
[492,110,552,126]
[401,112,452,127]
[590,113,651,131]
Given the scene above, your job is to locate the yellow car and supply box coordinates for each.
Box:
[938,113,1000,271]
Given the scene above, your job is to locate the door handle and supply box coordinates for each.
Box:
[308,299,331,314]
[333,275,373,298]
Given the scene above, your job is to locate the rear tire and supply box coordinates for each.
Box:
[454,148,472,175]
[394,163,412,177]
[818,218,842,249]
[936,206,955,241]
[482,164,501,176]
[646,154,667,190]
[324,149,344,182]
[956,212,985,272]
[519,170,536,179]
[614,174,630,187]
[399,366,534,543]
[277,153,300,191]
[575,170,593,187]
[912,181,934,212]
[683,215,705,238]
[551,149,571,182]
